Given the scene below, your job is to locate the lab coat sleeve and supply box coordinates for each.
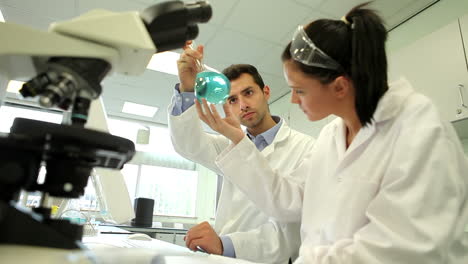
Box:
[168,99,230,175]
[227,219,301,264]
[296,101,468,263]
[170,83,197,116]
[216,136,309,222]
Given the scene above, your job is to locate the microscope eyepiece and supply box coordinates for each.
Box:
[141,1,212,53]
[186,1,212,24]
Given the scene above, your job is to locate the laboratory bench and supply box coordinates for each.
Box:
[101,223,188,246]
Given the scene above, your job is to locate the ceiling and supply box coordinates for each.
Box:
[1,0,438,125]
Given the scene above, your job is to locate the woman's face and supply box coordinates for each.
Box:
[283,60,337,121]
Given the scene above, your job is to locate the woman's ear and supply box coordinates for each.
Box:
[332,76,352,99]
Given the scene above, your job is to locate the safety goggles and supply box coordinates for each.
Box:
[290,25,343,71]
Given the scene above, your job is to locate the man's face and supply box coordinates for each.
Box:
[226,73,270,128]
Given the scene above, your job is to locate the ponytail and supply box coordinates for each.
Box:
[345,2,388,126]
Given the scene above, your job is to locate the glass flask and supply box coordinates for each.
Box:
[191,43,231,104]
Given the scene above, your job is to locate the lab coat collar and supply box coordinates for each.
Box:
[333,78,415,166]
[261,118,292,157]
[373,78,415,123]
[334,119,376,165]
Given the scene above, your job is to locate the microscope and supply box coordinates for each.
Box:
[0,0,211,252]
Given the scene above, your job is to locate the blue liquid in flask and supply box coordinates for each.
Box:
[195,71,231,104]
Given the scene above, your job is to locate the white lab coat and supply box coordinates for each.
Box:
[168,104,315,264]
[216,78,468,264]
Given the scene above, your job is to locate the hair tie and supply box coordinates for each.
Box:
[341,16,354,29]
[341,16,350,25]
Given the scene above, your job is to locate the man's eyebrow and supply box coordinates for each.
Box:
[241,86,254,93]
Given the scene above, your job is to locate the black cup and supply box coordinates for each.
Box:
[131,197,154,227]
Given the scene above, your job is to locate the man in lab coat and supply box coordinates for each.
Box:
[167,43,315,264]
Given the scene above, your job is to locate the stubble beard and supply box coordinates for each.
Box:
[241,110,264,129]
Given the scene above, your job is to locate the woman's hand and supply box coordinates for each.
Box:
[195,98,245,144]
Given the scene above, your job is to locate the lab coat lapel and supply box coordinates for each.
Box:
[346,123,376,156]
[334,119,347,162]
[335,119,377,173]
[261,121,290,157]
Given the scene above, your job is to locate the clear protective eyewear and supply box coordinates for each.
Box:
[290,25,343,71]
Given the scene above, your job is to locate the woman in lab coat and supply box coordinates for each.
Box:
[194,2,468,264]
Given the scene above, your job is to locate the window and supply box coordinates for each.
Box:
[79,177,99,210]
[0,104,64,207]
[0,105,63,133]
[104,117,206,218]
[138,165,198,217]
[1,104,217,221]
[121,164,139,203]
[75,163,139,212]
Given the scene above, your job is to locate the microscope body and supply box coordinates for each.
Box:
[0,0,212,259]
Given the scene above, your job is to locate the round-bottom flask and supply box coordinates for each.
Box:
[195,71,230,104]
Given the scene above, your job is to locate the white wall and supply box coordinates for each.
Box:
[387,0,468,152]
[387,0,468,53]
[270,92,292,122]
[462,139,468,155]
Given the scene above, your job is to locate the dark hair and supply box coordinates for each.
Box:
[222,64,265,90]
[282,2,388,126]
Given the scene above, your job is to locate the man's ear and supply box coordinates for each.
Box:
[332,76,351,99]
[263,85,271,100]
